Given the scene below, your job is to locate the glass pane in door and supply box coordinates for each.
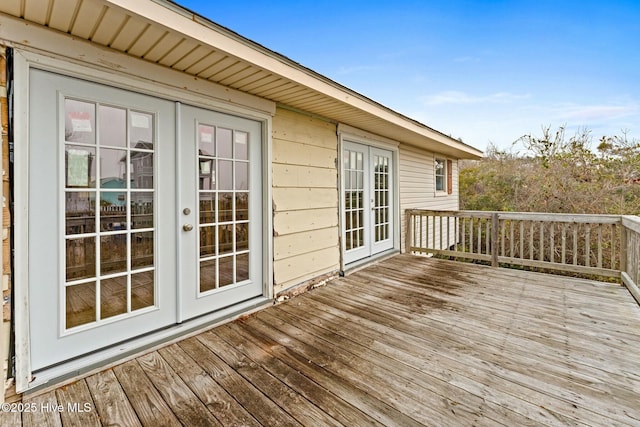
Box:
[374,155,390,242]
[64,99,156,330]
[198,125,251,293]
[344,149,365,251]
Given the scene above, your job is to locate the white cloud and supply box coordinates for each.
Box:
[553,103,638,121]
[422,90,530,105]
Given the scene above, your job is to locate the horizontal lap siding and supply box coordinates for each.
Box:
[399,144,459,251]
[272,108,340,294]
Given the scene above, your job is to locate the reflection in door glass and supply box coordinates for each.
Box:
[66,237,96,281]
[218,160,233,190]
[66,192,96,234]
[130,111,153,148]
[131,192,154,229]
[131,271,154,310]
[65,99,95,145]
[344,148,365,251]
[66,282,96,328]
[100,192,127,231]
[65,145,96,188]
[100,234,128,274]
[64,98,156,331]
[131,231,154,269]
[199,193,216,224]
[374,155,390,242]
[99,106,126,147]
[198,124,252,293]
[198,124,215,156]
[217,127,233,158]
[200,259,217,292]
[235,131,248,160]
[100,276,128,319]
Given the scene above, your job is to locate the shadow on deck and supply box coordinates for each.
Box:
[5,254,640,426]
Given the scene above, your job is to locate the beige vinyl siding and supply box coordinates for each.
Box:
[272,108,340,294]
[399,144,459,251]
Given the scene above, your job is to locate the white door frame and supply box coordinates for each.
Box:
[12,48,274,392]
[338,126,400,269]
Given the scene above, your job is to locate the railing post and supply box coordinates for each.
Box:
[405,210,412,254]
[491,212,499,267]
[621,222,628,274]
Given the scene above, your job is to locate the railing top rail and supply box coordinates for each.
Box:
[407,209,625,224]
[622,215,640,234]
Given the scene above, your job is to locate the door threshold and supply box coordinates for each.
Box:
[24,297,272,394]
[342,249,399,276]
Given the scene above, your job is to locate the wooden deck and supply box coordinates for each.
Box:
[5,254,640,426]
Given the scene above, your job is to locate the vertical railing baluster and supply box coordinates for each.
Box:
[561,224,567,265]
[597,224,603,268]
[529,222,534,261]
[433,215,436,250]
[485,219,490,255]
[519,221,524,262]
[573,225,578,265]
[585,224,591,267]
[500,220,505,257]
[463,218,468,253]
[611,223,617,271]
[491,213,499,267]
[550,223,555,264]
[539,222,544,262]
[509,221,514,258]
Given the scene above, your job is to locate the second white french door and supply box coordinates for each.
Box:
[343,141,394,264]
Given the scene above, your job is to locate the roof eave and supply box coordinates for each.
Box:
[109,0,483,158]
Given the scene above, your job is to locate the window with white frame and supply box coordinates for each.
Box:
[435,158,446,192]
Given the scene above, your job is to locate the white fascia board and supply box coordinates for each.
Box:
[106,0,482,157]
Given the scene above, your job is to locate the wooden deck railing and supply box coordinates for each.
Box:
[621,215,640,303]
[406,210,640,303]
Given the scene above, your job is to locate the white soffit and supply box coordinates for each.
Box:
[0,0,482,159]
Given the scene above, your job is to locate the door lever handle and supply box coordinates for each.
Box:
[183,224,194,232]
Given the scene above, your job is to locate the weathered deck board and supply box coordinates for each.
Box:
[112,360,181,427]
[156,343,261,426]
[136,351,221,426]
[55,380,100,427]
[178,336,302,427]
[13,254,640,426]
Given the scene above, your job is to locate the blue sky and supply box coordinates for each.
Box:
[177,0,639,153]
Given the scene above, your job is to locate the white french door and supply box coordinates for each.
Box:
[28,69,177,371]
[343,141,394,264]
[178,104,263,320]
[27,70,263,371]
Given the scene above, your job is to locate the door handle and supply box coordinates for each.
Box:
[183,224,194,232]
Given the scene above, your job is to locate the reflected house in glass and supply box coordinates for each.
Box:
[129,142,154,192]
[0,0,483,395]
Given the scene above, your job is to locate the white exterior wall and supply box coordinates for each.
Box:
[399,143,459,251]
[272,108,340,294]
